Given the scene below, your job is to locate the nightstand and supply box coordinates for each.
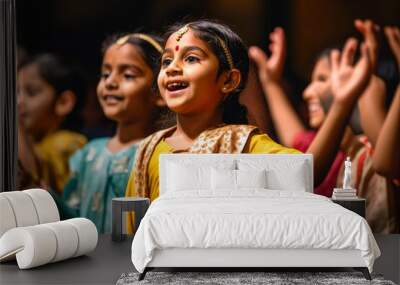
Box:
[112,197,150,242]
[331,198,366,218]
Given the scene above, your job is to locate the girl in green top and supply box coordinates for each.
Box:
[63,33,166,233]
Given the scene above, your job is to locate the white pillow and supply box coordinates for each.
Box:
[237,159,308,192]
[166,160,235,192]
[211,168,267,190]
[267,167,307,192]
[236,169,267,189]
[167,162,210,191]
[211,168,236,190]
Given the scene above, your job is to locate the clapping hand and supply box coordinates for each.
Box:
[330,38,372,105]
[355,19,379,71]
[249,27,286,84]
[384,26,400,71]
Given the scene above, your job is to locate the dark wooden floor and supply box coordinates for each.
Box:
[0,234,398,284]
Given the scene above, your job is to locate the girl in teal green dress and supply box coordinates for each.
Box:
[63,33,166,233]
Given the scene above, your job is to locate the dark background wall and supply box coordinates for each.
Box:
[15,0,400,133]
[17,0,400,78]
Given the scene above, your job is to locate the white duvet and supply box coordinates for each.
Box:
[131,190,380,273]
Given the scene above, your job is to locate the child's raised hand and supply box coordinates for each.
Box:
[355,19,379,71]
[249,27,286,84]
[330,38,372,105]
[384,26,400,70]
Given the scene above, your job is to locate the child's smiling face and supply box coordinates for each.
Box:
[17,64,58,137]
[158,29,227,115]
[97,43,155,123]
[302,56,332,129]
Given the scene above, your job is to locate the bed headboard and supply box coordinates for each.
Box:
[159,154,313,194]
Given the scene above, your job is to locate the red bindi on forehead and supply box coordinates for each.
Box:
[175,45,179,51]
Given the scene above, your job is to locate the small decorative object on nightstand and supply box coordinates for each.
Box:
[331,157,366,217]
[332,157,358,200]
[112,197,150,242]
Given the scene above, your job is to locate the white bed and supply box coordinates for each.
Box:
[131,154,380,280]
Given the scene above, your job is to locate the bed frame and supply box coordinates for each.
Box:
[139,249,371,280]
[138,154,371,281]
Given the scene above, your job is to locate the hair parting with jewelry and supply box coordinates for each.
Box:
[164,20,249,124]
[100,32,177,129]
[101,32,163,77]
